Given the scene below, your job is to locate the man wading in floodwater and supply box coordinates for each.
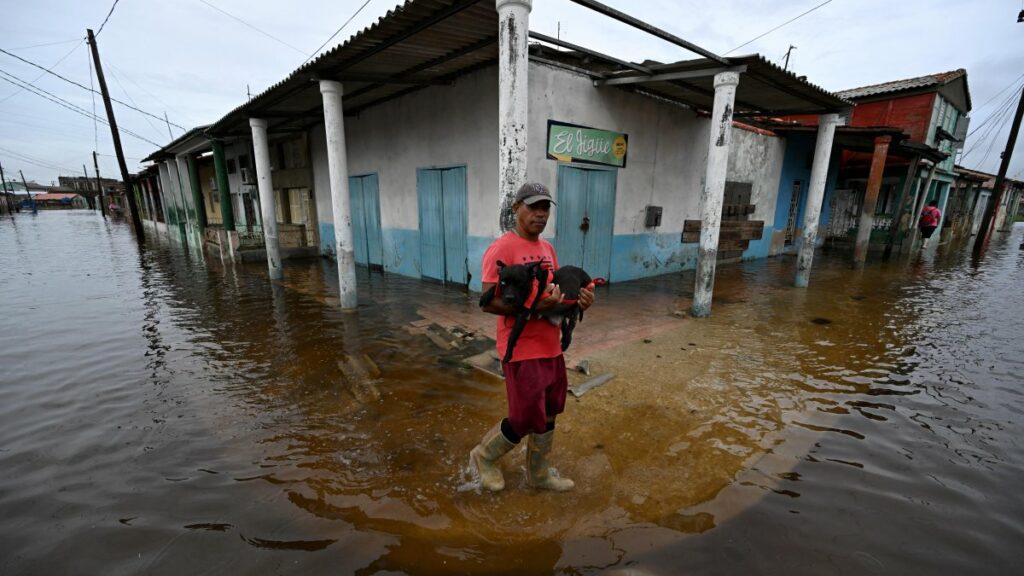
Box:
[470,182,595,492]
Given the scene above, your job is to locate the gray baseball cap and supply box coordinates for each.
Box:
[513,182,556,206]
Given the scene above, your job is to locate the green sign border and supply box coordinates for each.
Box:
[546,120,628,168]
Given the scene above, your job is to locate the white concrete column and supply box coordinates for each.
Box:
[905,165,937,252]
[691,71,740,317]
[174,155,194,233]
[320,80,358,309]
[249,118,283,280]
[794,113,840,288]
[168,160,192,232]
[496,0,532,232]
[933,182,952,240]
[157,162,178,230]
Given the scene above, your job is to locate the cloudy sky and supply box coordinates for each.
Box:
[1,0,1022,185]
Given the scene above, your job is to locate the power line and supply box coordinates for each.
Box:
[0,146,80,173]
[724,0,837,56]
[96,0,122,37]
[974,72,1024,112]
[106,64,167,141]
[0,39,83,106]
[303,0,375,66]
[197,0,307,55]
[0,46,187,130]
[2,38,82,51]
[106,60,200,127]
[963,87,1020,159]
[0,68,162,147]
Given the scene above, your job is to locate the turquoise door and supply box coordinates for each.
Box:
[555,165,616,280]
[417,166,468,285]
[349,173,383,269]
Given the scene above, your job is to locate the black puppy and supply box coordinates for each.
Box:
[480,260,597,363]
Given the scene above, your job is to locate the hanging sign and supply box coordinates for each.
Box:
[546,120,628,168]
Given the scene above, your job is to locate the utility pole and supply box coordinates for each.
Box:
[87,28,143,238]
[93,151,107,218]
[783,45,796,71]
[0,159,10,215]
[973,84,1024,256]
[82,164,95,210]
[20,170,36,214]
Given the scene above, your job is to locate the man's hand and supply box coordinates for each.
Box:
[535,284,563,312]
[578,287,595,311]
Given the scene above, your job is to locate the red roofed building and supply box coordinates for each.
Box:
[32,193,89,210]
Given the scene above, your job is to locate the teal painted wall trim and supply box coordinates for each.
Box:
[319,223,423,280]
[611,233,698,282]
[319,222,336,258]
[384,228,423,279]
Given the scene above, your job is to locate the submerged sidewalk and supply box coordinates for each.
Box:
[412,275,684,372]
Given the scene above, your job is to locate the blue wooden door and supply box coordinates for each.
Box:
[348,174,384,268]
[417,167,468,285]
[362,174,384,268]
[555,165,587,267]
[348,175,368,264]
[555,165,616,280]
[418,169,445,281]
[441,167,468,285]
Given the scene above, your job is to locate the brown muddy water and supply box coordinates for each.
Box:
[1,210,1023,575]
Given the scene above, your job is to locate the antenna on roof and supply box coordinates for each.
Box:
[783,45,796,71]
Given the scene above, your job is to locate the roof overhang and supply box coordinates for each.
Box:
[207,0,499,138]
[588,53,851,117]
[142,125,212,162]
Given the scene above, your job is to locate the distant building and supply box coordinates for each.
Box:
[58,175,123,195]
[31,193,89,210]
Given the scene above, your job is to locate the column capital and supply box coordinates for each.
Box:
[496,0,532,13]
[818,112,842,126]
[874,135,892,145]
[249,117,268,130]
[319,79,344,95]
[713,71,740,89]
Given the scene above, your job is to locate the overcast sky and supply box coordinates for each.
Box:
[1,0,1022,185]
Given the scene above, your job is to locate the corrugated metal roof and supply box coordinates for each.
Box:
[33,193,82,201]
[207,0,497,137]
[145,0,850,158]
[836,69,967,100]
[142,125,211,162]
[544,47,851,116]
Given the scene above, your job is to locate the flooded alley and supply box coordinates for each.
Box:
[2,211,1023,575]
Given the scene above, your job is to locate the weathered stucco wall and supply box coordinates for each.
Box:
[310,66,500,280]
[305,61,796,288]
[726,125,786,260]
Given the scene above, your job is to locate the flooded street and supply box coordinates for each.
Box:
[2,210,1023,575]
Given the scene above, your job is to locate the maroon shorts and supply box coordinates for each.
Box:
[503,355,568,437]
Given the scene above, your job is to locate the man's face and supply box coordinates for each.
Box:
[515,200,551,237]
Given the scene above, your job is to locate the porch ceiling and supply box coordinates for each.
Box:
[207,0,498,138]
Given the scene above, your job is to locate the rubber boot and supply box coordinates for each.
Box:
[526,430,575,491]
[470,422,516,492]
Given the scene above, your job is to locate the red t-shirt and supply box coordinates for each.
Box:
[920,206,941,227]
[481,232,562,362]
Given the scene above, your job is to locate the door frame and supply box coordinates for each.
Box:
[554,162,617,280]
[350,172,384,270]
[416,164,469,287]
